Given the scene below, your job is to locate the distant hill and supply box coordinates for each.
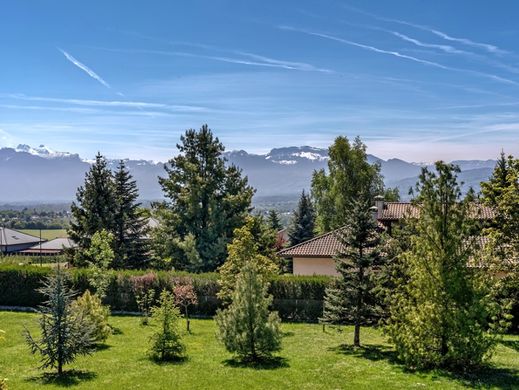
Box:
[0,144,496,203]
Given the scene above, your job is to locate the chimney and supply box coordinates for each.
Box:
[370,205,378,221]
[374,195,384,220]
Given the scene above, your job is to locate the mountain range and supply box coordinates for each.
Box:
[0,144,497,204]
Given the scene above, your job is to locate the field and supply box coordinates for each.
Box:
[19,229,68,240]
[0,311,518,389]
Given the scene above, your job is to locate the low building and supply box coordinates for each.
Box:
[279,199,495,276]
[0,227,44,254]
[21,237,76,256]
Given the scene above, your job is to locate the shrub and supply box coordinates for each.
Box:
[216,263,282,362]
[149,290,185,362]
[130,273,158,325]
[71,290,111,343]
[24,269,94,375]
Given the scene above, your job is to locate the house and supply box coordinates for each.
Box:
[21,237,77,256]
[279,198,495,276]
[0,227,44,254]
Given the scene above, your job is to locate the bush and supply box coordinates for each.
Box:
[71,290,111,342]
[149,290,185,362]
[0,265,330,322]
[216,263,281,361]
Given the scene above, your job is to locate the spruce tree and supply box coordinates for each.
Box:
[69,153,116,266]
[24,269,94,375]
[158,125,254,271]
[288,190,315,246]
[215,262,282,362]
[386,162,503,369]
[321,195,384,347]
[113,160,148,268]
[267,210,282,231]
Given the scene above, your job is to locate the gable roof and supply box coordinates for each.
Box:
[0,227,42,246]
[28,238,76,251]
[280,202,495,258]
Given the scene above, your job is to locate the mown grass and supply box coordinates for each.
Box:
[0,311,518,389]
[19,229,68,240]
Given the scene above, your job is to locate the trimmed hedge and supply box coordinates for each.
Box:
[0,265,330,322]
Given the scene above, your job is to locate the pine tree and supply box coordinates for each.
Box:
[158,125,254,271]
[311,136,384,233]
[149,290,185,362]
[24,269,94,375]
[113,160,148,268]
[69,153,116,266]
[288,190,315,246]
[267,210,282,231]
[218,217,279,302]
[215,262,282,362]
[386,162,503,369]
[321,195,384,347]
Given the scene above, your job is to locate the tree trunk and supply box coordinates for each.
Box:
[185,306,190,333]
[354,323,361,348]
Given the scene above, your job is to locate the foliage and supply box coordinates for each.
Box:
[69,155,147,269]
[218,219,279,302]
[321,196,385,346]
[172,277,198,332]
[216,263,282,362]
[481,152,519,332]
[288,190,315,246]
[149,290,185,362]
[385,162,505,370]
[71,290,111,342]
[0,329,5,390]
[267,209,282,231]
[24,269,94,375]
[130,273,157,325]
[112,161,149,268]
[158,124,254,272]
[383,187,400,202]
[311,136,384,233]
[0,265,332,322]
[69,153,116,266]
[85,229,115,300]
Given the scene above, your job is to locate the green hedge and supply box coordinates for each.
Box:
[0,265,330,322]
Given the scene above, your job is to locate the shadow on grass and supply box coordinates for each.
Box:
[149,355,188,366]
[92,343,111,351]
[26,370,96,387]
[332,343,519,389]
[110,326,123,335]
[500,339,519,353]
[223,356,289,370]
[282,331,295,337]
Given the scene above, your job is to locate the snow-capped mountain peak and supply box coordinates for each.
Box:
[15,144,74,159]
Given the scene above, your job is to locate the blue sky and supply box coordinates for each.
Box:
[2,0,519,162]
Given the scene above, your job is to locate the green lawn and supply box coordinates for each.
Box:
[19,229,68,240]
[0,311,518,389]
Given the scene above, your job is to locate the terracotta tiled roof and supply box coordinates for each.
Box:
[279,229,345,258]
[380,202,494,221]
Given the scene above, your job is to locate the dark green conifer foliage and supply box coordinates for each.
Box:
[24,269,94,375]
[267,210,282,231]
[113,160,148,268]
[158,125,254,271]
[321,196,384,347]
[69,153,116,266]
[288,190,315,246]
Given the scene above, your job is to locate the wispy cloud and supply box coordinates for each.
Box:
[342,5,508,55]
[391,31,469,55]
[279,26,519,86]
[4,94,207,112]
[58,48,111,88]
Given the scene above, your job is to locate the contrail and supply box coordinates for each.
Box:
[58,48,111,88]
